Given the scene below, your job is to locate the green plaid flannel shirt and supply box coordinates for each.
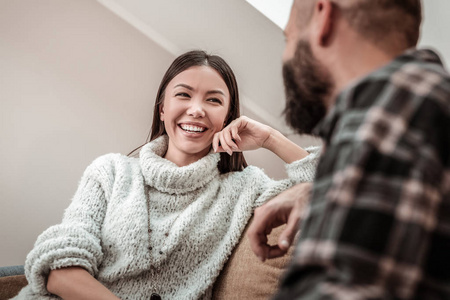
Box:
[274,49,450,299]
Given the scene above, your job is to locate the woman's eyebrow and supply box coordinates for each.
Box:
[174,83,225,96]
[174,83,194,90]
[206,90,225,96]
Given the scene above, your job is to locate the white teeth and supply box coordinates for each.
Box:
[180,124,206,132]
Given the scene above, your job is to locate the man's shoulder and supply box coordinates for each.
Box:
[362,49,449,108]
[316,49,450,158]
[328,51,450,152]
[391,53,450,104]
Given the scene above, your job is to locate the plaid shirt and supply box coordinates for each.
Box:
[274,49,450,299]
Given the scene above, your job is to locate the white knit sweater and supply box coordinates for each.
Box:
[15,136,320,300]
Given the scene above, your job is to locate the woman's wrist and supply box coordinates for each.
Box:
[263,130,309,163]
[262,128,283,152]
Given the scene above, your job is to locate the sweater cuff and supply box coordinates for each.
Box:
[285,146,321,183]
[25,226,102,296]
[50,256,97,276]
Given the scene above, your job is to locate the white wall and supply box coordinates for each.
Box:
[419,0,449,66]
[0,0,174,266]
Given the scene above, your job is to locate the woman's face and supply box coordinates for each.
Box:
[161,66,230,164]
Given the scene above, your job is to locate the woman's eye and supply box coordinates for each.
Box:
[207,98,222,104]
[176,92,190,98]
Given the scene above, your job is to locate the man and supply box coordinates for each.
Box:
[247,0,450,298]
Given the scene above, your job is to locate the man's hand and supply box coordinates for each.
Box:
[247,182,312,261]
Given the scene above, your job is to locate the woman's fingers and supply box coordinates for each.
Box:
[222,127,239,151]
[212,132,220,153]
[213,131,231,155]
[214,118,245,155]
[218,131,233,155]
[215,115,274,154]
[231,126,242,143]
[229,118,244,144]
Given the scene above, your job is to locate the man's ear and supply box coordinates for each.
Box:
[312,0,334,47]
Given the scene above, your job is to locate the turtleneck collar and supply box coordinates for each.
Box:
[139,135,220,195]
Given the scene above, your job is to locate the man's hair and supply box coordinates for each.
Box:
[296,0,422,49]
[339,0,422,49]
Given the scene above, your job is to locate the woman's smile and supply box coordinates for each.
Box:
[178,122,208,134]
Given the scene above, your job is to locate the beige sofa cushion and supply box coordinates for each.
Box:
[212,218,293,300]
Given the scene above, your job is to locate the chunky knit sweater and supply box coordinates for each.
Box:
[15,136,320,300]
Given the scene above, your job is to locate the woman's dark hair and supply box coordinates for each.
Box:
[129,50,247,174]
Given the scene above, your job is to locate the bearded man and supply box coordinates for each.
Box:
[248,0,450,298]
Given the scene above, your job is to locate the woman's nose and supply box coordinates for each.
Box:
[187,101,206,118]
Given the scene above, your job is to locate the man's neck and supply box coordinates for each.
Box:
[323,26,408,103]
[336,45,401,92]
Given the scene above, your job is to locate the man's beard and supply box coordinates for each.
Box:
[282,40,333,134]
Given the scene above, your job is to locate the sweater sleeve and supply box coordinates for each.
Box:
[253,146,321,208]
[24,157,110,296]
[285,146,321,182]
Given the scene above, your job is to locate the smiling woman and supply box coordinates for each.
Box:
[161,66,230,166]
[13,50,321,300]
[143,50,248,174]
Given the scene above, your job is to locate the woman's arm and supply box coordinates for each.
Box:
[263,129,309,163]
[213,116,309,163]
[47,267,120,300]
[24,155,116,296]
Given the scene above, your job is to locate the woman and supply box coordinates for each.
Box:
[14,50,319,299]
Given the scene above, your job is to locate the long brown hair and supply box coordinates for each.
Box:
[130,50,247,173]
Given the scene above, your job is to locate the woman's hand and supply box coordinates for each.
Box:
[213,116,309,163]
[212,116,274,155]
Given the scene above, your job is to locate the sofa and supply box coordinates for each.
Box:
[0,219,293,300]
